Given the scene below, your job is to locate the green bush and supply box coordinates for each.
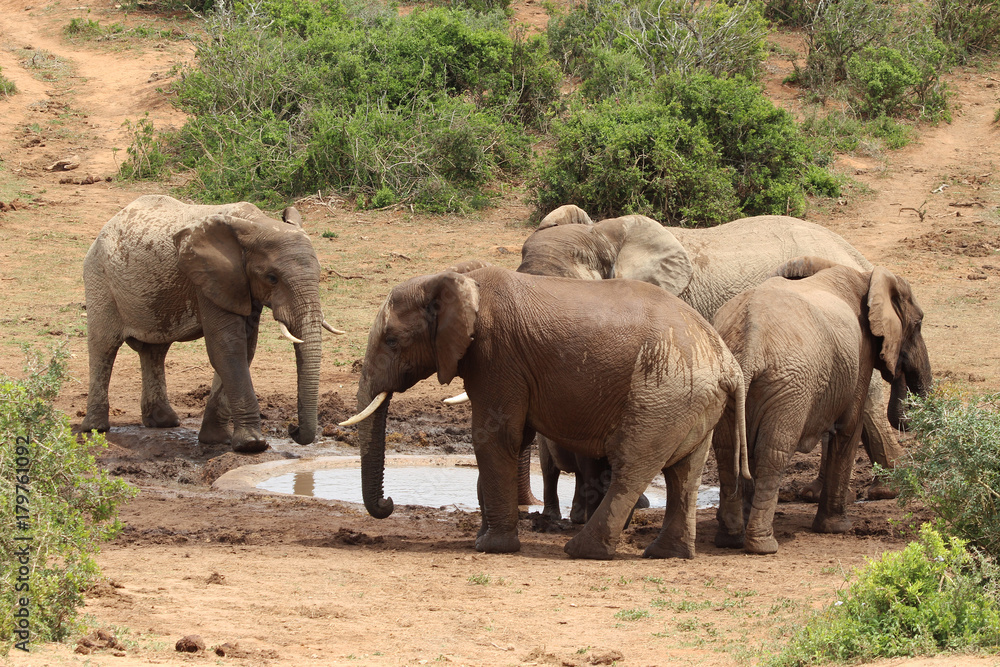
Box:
[533,71,835,224]
[159,0,554,209]
[847,40,950,120]
[848,46,919,118]
[889,391,1000,558]
[118,113,169,181]
[931,0,1000,60]
[546,0,768,97]
[769,524,1000,666]
[794,0,893,91]
[531,96,740,225]
[654,72,814,217]
[0,349,136,652]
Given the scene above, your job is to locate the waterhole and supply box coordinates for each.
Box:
[256,461,720,513]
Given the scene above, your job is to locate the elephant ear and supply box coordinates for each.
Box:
[867,267,903,376]
[537,204,594,231]
[174,214,253,316]
[772,256,842,279]
[282,206,303,227]
[610,216,693,296]
[427,271,479,385]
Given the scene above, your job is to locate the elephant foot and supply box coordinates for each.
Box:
[797,477,823,503]
[80,412,110,434]
[643,538,694,560]
[866,481,899,501]
[541,506,562,522]
[229,425,268,454]
[198,422,232,446]
[569,505,587,525]
[744,534,779,555]
[714,529,745,549]
[475,529,520,554]
[142,403,180,429]
[635,493,651,510]
[812,512,852,534]
[564,533,616,560]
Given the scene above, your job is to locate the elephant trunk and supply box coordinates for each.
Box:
[288,311,322,445]
[357,380,395,519]
[887,339,933,432]
[887,373,914,431]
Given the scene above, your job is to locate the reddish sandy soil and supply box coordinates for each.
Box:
[1,1,999,665]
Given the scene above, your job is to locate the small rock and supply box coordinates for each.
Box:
[74,645,91,655]
[206,571,226,585]
[175,635,205,653]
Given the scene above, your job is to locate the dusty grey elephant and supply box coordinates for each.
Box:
[81,194,341,453]
[341,266,749,559]
[711,257,932,554]
[517,206,904,503]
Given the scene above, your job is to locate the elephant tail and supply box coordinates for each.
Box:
[723,361,752,482]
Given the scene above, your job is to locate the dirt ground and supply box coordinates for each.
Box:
[1,1,999,665]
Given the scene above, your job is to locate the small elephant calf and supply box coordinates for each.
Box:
[711,257,932,554]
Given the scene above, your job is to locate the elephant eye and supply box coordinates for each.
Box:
[266,274,279,285]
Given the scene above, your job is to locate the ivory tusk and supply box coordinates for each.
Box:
[279,321,304,344]
[323,320,346,335]
[340,391,388,426]
[443,391,470,405]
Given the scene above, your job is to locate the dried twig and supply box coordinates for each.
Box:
[328,269,366,280]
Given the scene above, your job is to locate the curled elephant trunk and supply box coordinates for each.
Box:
[287,315,322,445]
[355,384,395,519]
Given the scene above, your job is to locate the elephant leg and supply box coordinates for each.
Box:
[743,427,798,555]
[135,341,180,428]
[538,436,563,521]
[581,457,611,524]
[565,450,660,560]
[645,434,712,559]
[860,381,903,500]
[712,418,745,549]
[473,421,532,554]
[200,305,265,453]
[199,372,232,445]
[797,435,827,503]
[813,423,863,534]
[81,330,123,433]
[516,446,542,507]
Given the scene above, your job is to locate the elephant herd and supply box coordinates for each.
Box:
[80,196,932,560]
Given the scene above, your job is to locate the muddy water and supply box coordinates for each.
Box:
[257,466,720,513]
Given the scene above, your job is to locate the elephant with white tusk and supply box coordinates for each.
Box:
[343,266,749,559]
[81,194,343,453]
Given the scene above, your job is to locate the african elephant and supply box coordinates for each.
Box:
[81,194,342,453]
[538,434,649,526]
[517,206,905,503]
[341,266,749,559]
[711,257,932,554]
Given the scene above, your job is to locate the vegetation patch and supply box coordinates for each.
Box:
[0,349,136,653]
[0,67,16,97]
[768,525,1000,665]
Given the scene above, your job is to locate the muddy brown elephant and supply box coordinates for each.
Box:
[81,194,342,453]
[711,257,932,554]
[516,206,905,504]
[342,266,749,559]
